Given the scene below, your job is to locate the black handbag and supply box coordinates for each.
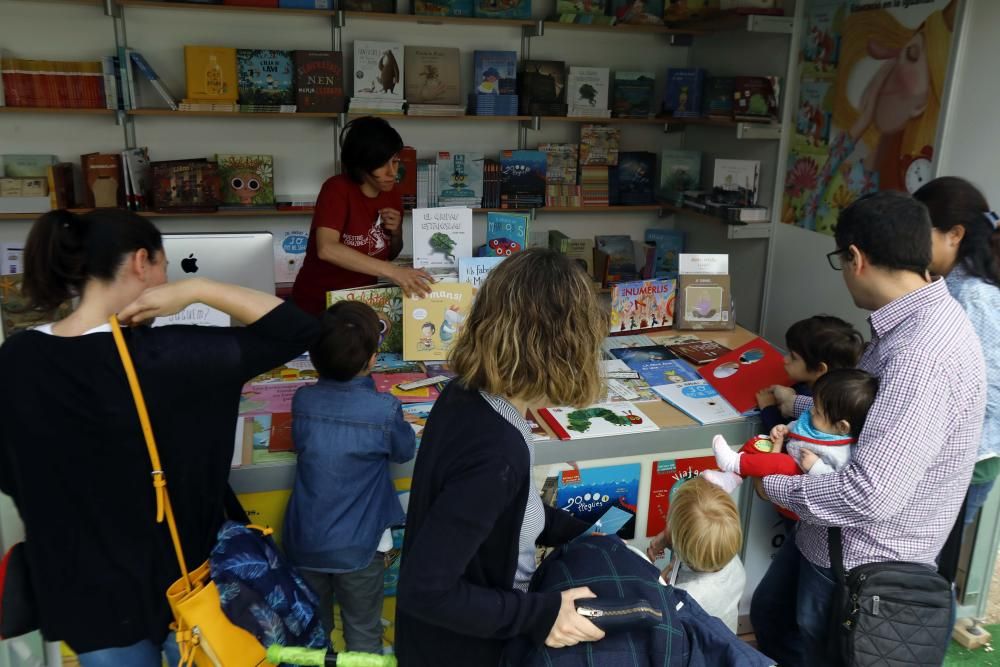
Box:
[826,504,963,667]
[0,542,39,639]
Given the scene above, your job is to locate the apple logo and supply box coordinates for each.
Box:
[180,253,199,274]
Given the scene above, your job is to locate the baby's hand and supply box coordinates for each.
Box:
[769,424,789,452]
[756,387,777,409]
[800,449,820,472]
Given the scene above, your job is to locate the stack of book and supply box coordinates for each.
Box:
[416,159,440,208]
[469,50,518,116]
[579,124,620,207]
[567,66,610,119]
[539,143,580,207]
[404,46,464,117]
[580,166,610,207]
[0,154,58,213]
[0,55,106,109]
[350,41,405,115]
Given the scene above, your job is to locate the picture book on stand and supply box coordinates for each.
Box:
[567,66,610,117]
[553,462,641,539]
[611,71,655,118]
[646,455,718,537]
[402,282,477,361]
[437,152,484,207]
[404,46,461,106]
[663,68,704,118]
[353,41,404,101]
[327,285,404,354]
[697,338,791,414]
[609,278,676,334]
[611,151,655,205]
[236,49,295,108]
[651,380,741,425]
[499,151,545,209]
[459,256,505,288]
[519,60,567,116]
[293,50,345,113]
[536,402,658,441]
[485,211,529,255]
[473,50,518,95]
[215,154,275,208]
[412,206,473,272]
[658,149,700,206]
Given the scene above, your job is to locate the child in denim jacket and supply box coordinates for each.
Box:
[283,301,416,654]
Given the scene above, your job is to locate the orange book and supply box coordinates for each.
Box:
[184,46,238,103]
[80,153,124,208]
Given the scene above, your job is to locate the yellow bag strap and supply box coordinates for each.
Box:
[110,315,193,593]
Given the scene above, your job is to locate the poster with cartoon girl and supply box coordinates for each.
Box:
[783,0,957,235]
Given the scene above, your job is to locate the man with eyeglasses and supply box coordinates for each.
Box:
[749,191,987,667]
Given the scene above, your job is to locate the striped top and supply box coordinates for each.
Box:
[480,391,545,592]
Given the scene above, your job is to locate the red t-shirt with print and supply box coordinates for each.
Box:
[292,174,401,316]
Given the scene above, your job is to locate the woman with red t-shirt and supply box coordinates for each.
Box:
[292,116,433,315]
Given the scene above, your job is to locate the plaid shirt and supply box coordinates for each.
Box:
[765,278,986,569]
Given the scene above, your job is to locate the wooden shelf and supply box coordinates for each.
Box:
[343,10,533,27]
[116,0,337,16]
[543,20,703,35]
[348,112,531,121]
[540,115,671,125]
[542,205,663,213]
[0,106,115,115]
[128,109,339,119]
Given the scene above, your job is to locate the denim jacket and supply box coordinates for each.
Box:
[282,376,416,573]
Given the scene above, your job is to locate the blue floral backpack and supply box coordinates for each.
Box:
[209,521,329,651]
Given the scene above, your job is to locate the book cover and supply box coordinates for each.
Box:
[353,41,404,100]
[274,229,309,284]
[611,71,655,118]
[601,333,656,357]
[150,159,220,212]
[644,228,685,279]
[567,66,610,116]
[646,455,717,537]
[675,274,733,331]
[703,76,735,118]
[579,124,620,166]
[697,337,791,414]
[713,159,760,207]
[612,151,655,205]
[553,463,642,538]
[402,282,477,361]
[402,402,435,449]
[458,255,505,288]
[651,380,741,425]
[633,358,699,387]
[563,238,594,276]
[658,149,701,205]
[373,352,423,374]
[293,50,345,112]
[80,152,125,209]
[437,152,484,206]
[594,234,635,277]
[667,339,731,364]
[486,211,528,255]
[803,1,842,74]
[372,372,442,403]
[215,154,275,207]
[327,285,404,354]
[610,0,663,24]
[600,360,658,403]
[473,0,530,19]
[539,403,657,441]
[499,150,545,208]
[662,68,704,118]
[414,0,475,16]
[610,278,676,333]
[556,0,606,15]
[796,79,833,147]
[538,143,578,185]
[235,49,294,106]
[342,0,393,9]
[473,51,517,96]
[519,60,567,116]
[122,147,151,211]
[184,46,238,102]
[240,379,316,416]
[412,206,473,271]
[609,344,676,368]
[2,154,57,178]
[404,46,460,106]
[733,75,778,122]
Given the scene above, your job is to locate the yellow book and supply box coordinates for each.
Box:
[402,282,477,361]
[184,46,238,103]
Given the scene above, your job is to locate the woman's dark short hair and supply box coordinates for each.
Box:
[22,208,163,312]
[785,315,865,372]
[834,191,932,276]
[812,368,879,440]
[339,116,404,184]
[310,301,381,381]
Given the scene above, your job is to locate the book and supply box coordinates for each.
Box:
[499,150,545,209]
[46,163,75,210]
[459,256,505,288]
[518,60,567,116]
[472,51,517,96]
[594,234,635,280]
[372,372,442,403]
[437,152,483,207]
[651,380,741,425]
[236,49,294,106]
[404,46,460,106]
[567,66,610,118]
[646,455,718,537]
[327,285,404,354]
[184,46,238,102]
[353,41,404,101]
[412,207,473,272]
[703,76,735,118]
[579,124,620,166]
[149,159,220,212]
[658,149,701,206]
[341,0,393,8]
[402,282,477,361]
[538,403,657,441]
[414,0,475,16]
[666,339,731,364]
[121,147,151,211]
[611,151,655,205]
[713,159,760,207]
[733,75,779,122]
[293,50,345,113]
[397,146,417,210]
[611,0,664,24]
[552,463,641,538]
[373,352,423,374]
[538,143,578,184]
[696,337,791,414]
[662,68,704,118]
[128,51,178,110]
[609,278,676,333]
[609,344,676,368]
[79,152,125,209]
[632,358,699,387]
[675,273,733,331]
[600,360,658,403]
[556,0,606,15]
[473,0,530,19]
[644,228,685,279]
[402,402,435,448]
[215,154,275,207]
[485,211,528,255]
[796,79,833,147]
[611,71,655,118]
[3,155,56,178]
[562,238,594,276]
[274,229,309,284]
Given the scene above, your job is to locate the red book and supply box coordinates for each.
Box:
[398,146,417,209]
[293,50,345,113]
[646,455,717,537]
[266,412,294,452]
[696,337,791,414]
[371,372,441,404]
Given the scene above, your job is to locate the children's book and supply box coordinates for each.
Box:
[250,413,298,464]
[651,380,741,425]
[486,211,529,256]
[293,50,345,113]
[633,358,699,387]
[601,334,656,357]
[215,154,275,207]
[733,75,779,123]
[403,46,460,106]
[713,159,760,207]
[412,207,473,271]
[373,352,424,374]
[609,278,676,334]
[646,455,717,537]
[274,229,309,283]
[236,49,294,106]
[554,462,641,538]
[414,0,474,16]
[472,51,517,96]
[611,0,663,24]
[538,143,578,185]
[663,68,705,118]
[594,234,635,280]
[697,337,791,414]
[658,149,701,205]
[473,0,530,19]
[536,402,657,441]
[402,282,477,361]
[600,360,658,403]
[703,76,735,118]
[644,228,686,279]
[499,151,545,209]
[611,151,655,205]
[666,339,730,365]
[239,379,315,416]
[796,79,833,147]
[803,0,842,73]
[611,71,655,118]
[372,372,442,403]
[437,152,484,207]
[458,255,505,288]
[610,344,676,368]
[518,60,567,116]
[577,506,635,539]
[567,66,610,117]
[327,285,404,354]
[184,46,238,102]
[579,124,620,166]
[556,0,606,15]
[402,402,435,448]
[353,41,404,100]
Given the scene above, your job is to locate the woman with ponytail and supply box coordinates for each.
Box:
[914,177,1000,524]
[0,209,318,666]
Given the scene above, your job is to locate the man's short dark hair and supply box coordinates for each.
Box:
[834,191,932,275]
[812,368,879,440]
[310,301,381,381]
[339,116,404,184]
[785,315,865,372]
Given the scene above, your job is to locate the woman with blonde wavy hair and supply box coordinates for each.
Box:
[395,248,608,666]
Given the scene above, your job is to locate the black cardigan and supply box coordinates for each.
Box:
[395,382,589,667]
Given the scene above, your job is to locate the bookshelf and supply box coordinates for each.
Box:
[0,107,116,116]
[115,0,338,16]
[127,109,341,119]
[341,10,534,27]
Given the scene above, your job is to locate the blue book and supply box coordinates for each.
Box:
[459,255,505,288]
[555,463,641,539]
[279,0,332,7]
[473,0,530,18]
[473,51,517,96]
[486,212,529,255]
[236,49,295,106]
[610,344,676,368]
[612,151,655,205]
[437,152,484,205]
[644,228,686,279]
[577,506,635,540]
[663,68,705,118]
[633,358,700,386]
[499,150,546,208]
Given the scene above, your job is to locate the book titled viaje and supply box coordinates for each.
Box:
[293,50,345,112]
[412,206,473,272]
[327,285,404,354]
[402,282,477,361]
[610,278,676,334]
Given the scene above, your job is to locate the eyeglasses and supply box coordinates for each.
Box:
[826,249,850,271]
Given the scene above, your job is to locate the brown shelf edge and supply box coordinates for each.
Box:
[128,109,340,118]
[344,10,533,27]
[116,0,337,16]
[0,106,115,115]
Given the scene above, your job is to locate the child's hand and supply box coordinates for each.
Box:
[769,424,789,452]
[756,387,777,409]
[772,385,797,417]
[646,532,669,562]
[800,449,820,472]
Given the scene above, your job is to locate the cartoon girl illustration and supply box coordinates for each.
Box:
[478,67,501,95]
[798,1,955,234]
